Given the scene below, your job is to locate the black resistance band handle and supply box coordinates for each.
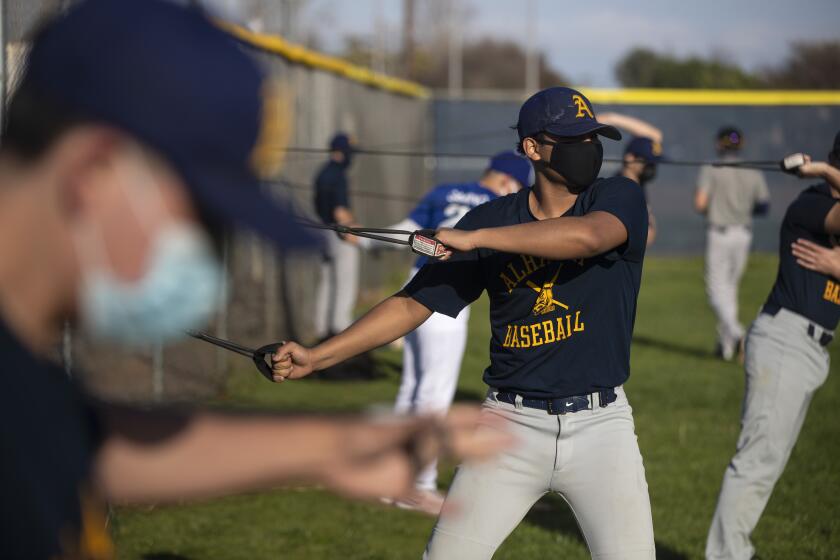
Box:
[253,342,285,381]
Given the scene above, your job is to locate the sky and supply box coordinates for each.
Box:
[283,0,840,88]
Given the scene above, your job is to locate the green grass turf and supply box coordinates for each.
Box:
[112,255,840,559]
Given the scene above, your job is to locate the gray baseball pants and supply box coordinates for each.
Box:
[314,233,360,337]
[705,226,752,355]
[706,308,831,560]
[424,386,655,560]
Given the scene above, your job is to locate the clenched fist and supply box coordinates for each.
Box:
[271,341,315,382]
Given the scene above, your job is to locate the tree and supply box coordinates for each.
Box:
[615,48,763,89]
[763,41,840,89]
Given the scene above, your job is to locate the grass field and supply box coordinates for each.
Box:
[112,255,840,560]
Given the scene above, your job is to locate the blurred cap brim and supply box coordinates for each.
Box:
[183,164,322,251]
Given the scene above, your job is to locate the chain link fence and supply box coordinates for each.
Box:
[1,0,432,403]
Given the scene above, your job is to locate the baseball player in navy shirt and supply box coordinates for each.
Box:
[367,151,531,514]
[273,87,653,558]
[706,133,840,560]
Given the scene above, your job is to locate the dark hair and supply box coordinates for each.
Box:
[1,78,87,162]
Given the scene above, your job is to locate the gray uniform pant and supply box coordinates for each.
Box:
[706,309,831,560]
[705,226,752,353]
[424,386,655,560]
[314,233,359,337]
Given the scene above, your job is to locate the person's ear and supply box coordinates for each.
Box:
[49,126,123,221]
[522,137,542,162]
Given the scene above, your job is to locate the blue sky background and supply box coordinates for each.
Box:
[290,0,840,87]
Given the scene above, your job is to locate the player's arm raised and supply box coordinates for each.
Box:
[272,292,432,381]
[435,210,629,261]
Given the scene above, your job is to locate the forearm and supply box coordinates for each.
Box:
[597,112,663,143]
[467,214,623,260]
[94,409,365,503]
[312,293,431,370]
[823,165,840,194]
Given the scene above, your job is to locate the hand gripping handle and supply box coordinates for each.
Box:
[252,342,285,381]
[409,229,448,258]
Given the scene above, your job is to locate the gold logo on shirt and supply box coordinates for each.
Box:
[528,266,568,315]
[823,279,840,306]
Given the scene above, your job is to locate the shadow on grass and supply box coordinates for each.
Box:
[632,334,717,362]
[525,494,688,560]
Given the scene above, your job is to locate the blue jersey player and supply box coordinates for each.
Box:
[366,151,531,515]
[272,87,654,559]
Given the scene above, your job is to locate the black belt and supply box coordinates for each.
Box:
[710,224,750,234]
[495,388,617,415]
[762,303,834,347]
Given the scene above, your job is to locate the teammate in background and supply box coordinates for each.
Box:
[598,112,663,245]
[274,87,655,559]
[314,133,362,339]
[368,151,531,515]
[694,127,770,361]
[706,133,840,560]
[0,2,510,557]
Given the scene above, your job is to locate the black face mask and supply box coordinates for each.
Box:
[548,139,603,192]
[639,163,657,185]
[340,150,354,168]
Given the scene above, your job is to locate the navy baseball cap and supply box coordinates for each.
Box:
[329,133,354,152]
[21,0,319,250]
[624,136,665,163]
[516,87,621,142]
[717,126,743,149]
[487,150,532,188]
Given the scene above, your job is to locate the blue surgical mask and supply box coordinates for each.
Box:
[78,222,223,347]
[75,145,225,346]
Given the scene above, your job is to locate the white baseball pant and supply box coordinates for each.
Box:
[395,300,470,491]
[314,233,360,338]
[424,386,655,560]
[705,226,752,356]
[706,309,831,560]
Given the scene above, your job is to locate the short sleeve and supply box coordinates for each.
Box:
[697,165,714,195]
[334,174,350,209]
[588,178,649,262]
[408,188,438,229]
[786,188,838,234]
[404,209,486,318]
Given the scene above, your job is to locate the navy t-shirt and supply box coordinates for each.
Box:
[313,161,349,224]
[0,318,110,558]
[764,183,840,330]
[405,177,648,398]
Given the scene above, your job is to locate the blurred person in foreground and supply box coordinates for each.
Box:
[365,151,531,515]
[598,112,664,246]
[705,133,840,560]
[0,2,510,558]
[694,127,771,361]
[313,132,363,340]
